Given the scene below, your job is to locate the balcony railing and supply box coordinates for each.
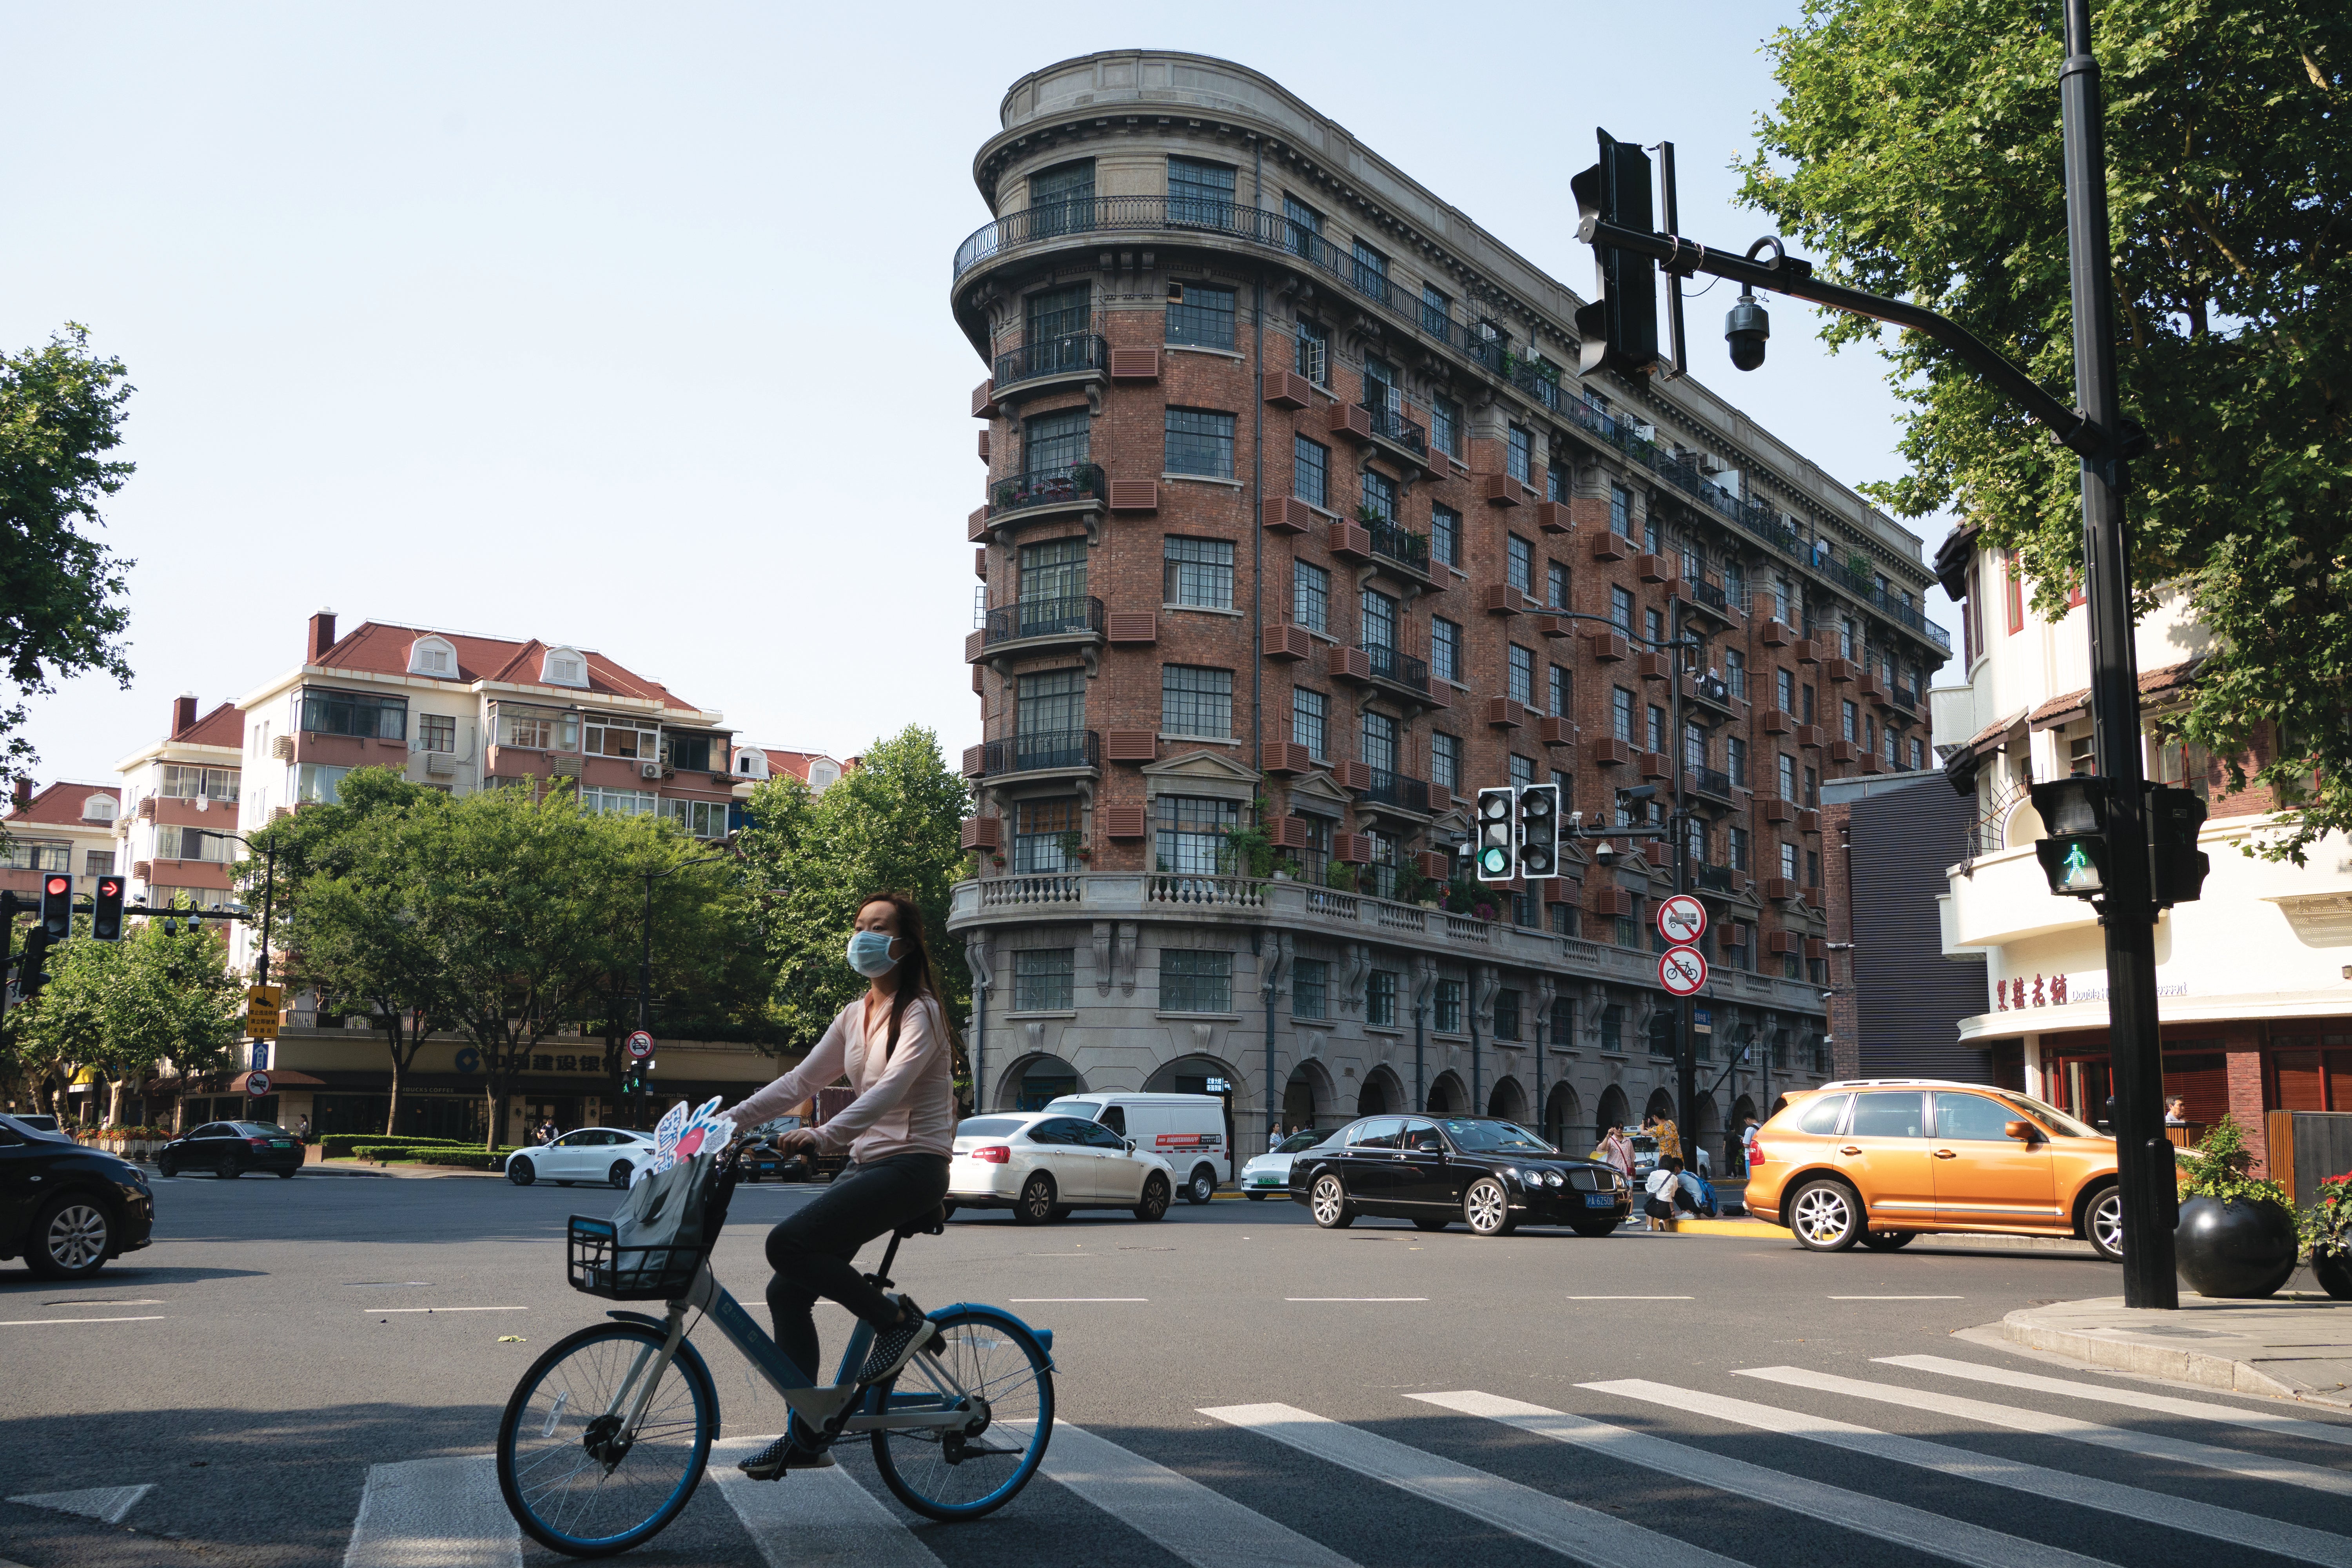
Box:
[1690,577,1729,612]
[989,461,1105,517]
[975,729,1099,778]
[980,595,1104,649]
[1893,682,1919,711]
[1419,295,1454,343]
[1361,642,1431,697]
[1686,673,1733,709]
[991,332,1107,391]
[1686,765,1735,802]
[1363,518,1433,576]
[1693,861,1742,893]
[1362,399,1430,459]
[1361,767,1432,814]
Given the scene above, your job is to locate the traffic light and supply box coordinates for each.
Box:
[2030,776,2111,898]
[38,873,73,940]
[1515,784,1560,879]
[15,926,51,1002]
[91,876,126,942]
[2147,784,2210,908]
[1572,129,1659,378]
[1475,787,1515,883]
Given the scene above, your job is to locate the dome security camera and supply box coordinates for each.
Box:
[1726,287,1770,371]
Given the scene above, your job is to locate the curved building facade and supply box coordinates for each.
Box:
[946,52,1948,1165]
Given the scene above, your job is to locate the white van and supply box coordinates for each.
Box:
[1040,1093,1230,1205]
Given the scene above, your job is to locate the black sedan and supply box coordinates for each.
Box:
[1,1112,155,1279]
[156,1120,305,1179]
[1288,1115,1632,1236]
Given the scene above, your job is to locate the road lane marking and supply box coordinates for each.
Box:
[1040,1420,1360,1568]
[1010,1298,1147,1303]
[1878,1355,2352,1448]
[1737,1366,2352,1498]
[365,1306,528,1314]
[42,1298,167,1307]
[1586,1377,2352,1568]
[343,1454,519,1568]
[6,1485,152,1524]
[710,1437,943,1566]
[1285,1298,1428,1302]
[1199,1402,1744,1568]
[1,1315,167,1327]
[1570,1296,1694,1300]
[1417,1388,2118,1568]
[1829,1295,1964,1300]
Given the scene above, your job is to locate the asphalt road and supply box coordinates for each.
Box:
[4,1168,2348,1568]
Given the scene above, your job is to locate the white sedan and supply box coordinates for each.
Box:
[505,1128,656,1189]
[948,1112,1176,1223]
[1238,1128,1330,1199]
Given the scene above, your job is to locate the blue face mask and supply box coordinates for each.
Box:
[847,929,900,978]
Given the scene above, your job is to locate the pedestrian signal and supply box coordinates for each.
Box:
[1475,788,1515,883]
[2029,776,2111,899]
[1515,784,1560,879]
[1572,129,1660,378]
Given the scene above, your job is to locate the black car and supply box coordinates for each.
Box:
[0,1112,155,1279]
[156,1120,305,1179]
[1288,1114,1632,1237]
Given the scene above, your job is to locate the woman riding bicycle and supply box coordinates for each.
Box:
[720,891,959,1479]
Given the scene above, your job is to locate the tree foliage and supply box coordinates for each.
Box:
[1739,0,2350,856]
[0,326,136,793]
[736,726,971,1049]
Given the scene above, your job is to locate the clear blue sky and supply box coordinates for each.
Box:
[3,2,1963,786]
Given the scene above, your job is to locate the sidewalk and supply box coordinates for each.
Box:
[2001,1293,2352,1408]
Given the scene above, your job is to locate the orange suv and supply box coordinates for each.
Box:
[1744,1079,2123,1260]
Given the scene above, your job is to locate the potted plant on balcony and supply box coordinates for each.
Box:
[2298,1171,2352,1299]
[2174,1116,2299,1298]
[1324,862,1357,894]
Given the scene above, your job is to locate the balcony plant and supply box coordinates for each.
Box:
[2298,1171,2352,1300]
[1323,862,1357,894]
[2174,1116,2299,1299]
[1220,818,1274,879]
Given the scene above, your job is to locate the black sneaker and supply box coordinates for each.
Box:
[736,1434,834,1479]
[857,1297,938,1386]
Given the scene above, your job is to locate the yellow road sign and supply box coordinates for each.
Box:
[248,983,285,1008]
[246,1009,282,1040]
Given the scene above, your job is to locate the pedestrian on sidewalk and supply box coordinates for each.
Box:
[1739,1116,1760,1174]
[297,1114,310,1143]
[1595,1124,1635,1183]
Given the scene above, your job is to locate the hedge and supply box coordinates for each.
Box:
[349,1143,521,1164]
[319,1132,475,1161]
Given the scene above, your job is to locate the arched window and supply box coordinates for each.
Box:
[82,794,118,823]
[807,760,839,792]
[407,635,457,677]
[541,647,588,688]
[733,748,769,780]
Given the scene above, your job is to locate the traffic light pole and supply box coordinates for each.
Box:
[1669,597,1699,1189]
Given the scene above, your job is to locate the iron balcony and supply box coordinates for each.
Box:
[973,729,1100,780]
[978,595,1105,654]
[991,333,1107,395]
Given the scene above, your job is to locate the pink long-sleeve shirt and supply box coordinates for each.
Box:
[724,991,955,1163]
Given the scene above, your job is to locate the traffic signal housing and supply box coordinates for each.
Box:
[38,873,73,940]
[1475,787,1515,883]
[2147,784,2209,908]
[91,876,127,942]
[1515,784,1560,879]
[15,926,51,1002]
[2029,776,2111,898]
[1572,129,1659,379]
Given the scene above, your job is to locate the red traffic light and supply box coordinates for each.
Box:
[100,878,121,897]
[45,876,68,896]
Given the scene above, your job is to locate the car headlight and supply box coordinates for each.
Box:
[1543,1169,1564,1189]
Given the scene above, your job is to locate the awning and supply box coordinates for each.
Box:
[2029,659,2201,734]
[1964,708,2029,759]
[1931,523,1980,601]
[230,1069,325,1093]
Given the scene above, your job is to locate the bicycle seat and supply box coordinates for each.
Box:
[894,1206,947,1240]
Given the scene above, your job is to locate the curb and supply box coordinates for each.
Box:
[1999,1299,2352,1409]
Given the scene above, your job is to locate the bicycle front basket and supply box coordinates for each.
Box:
[566,1215,704,1301]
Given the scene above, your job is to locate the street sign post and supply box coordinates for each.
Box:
[626,1030,656,1060]
[1658,944,1708,998]
[1655,894,1707,946]
[246,1071,271,1098]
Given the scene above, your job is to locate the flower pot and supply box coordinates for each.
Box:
[2175,1195,2299,1298]
[2313,1247,2352,1301]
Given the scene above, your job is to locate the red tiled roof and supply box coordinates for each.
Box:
[175,701,245,750]
[310,621,704,713]
[761,748,851,783]
[4,780,121,828]
[2026,660,2200,732]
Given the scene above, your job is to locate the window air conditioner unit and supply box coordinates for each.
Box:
[271,735,294,760]
[639,761,662,780]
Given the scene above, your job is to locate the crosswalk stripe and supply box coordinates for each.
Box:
[1738,1366,2352,1499]
[1199,1402,1746,1568]
[343,1455,519,1568]
[708,1438,943,1568]
[1586,1378,2352,1568]
[1041,1421,1359,1568]
[1416,1389,2118,1568]
[1878,1355,2352,1448]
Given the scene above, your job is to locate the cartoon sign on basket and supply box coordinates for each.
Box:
[648,1095,737,1174]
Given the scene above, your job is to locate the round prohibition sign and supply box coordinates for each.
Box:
[626,1030,656,1060]
[1657,944,1708,997]
[245,1071,272,1097]
[1655,893,1708,945]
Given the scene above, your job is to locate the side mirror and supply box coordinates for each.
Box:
[2003,1120,2041,1143]
[1125,1138,1136,1153]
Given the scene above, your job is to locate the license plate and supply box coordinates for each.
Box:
[1584,1192,1615,1208]
[272,1141,292,1149]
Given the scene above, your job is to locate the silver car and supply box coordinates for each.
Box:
[1238,1129,1328,1200]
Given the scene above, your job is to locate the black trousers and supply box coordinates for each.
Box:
[762,1152,950,1387]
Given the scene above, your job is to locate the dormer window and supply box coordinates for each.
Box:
[542,647,588,688]
[732,748,769,780]
[407,635,457,677]
[82,795,118,824]
[808,760,840,792]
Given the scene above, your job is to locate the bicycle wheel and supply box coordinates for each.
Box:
[495,1320,715,1557]
[869,1305,1054,1521]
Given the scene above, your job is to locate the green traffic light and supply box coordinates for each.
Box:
[2058,842,2101,891]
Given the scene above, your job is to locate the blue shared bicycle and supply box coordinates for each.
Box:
[495,1146,1056,1557]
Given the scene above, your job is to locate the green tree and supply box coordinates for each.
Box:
[1739,0,2350,857]
[736,726,971,1051]
[0,327,136,794]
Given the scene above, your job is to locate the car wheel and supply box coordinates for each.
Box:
[156,1158,176,1179]
[28,1195,113,1280]
[608,1161,634,1190]
[1013,1173,1055,1226]
[1787,1179,1863,1251]
[277,1168,296,1179]
[1412,1217,1452,1232]
[1858,1230,1916,1252]
[1464,1178,1516,1237]
[508,1159,536,1187]
[1049,1205,1073,1222]
[940,1202,958,1221]
[1185,1166,1217,1205]
[1570,1217,1620,1238]
[2085,1183,2123,1262]
[216,1156,241,1180]
[1308,1173,1354,1229]
[1134,1172,1171,1222]
[1244,1192,1268,1202]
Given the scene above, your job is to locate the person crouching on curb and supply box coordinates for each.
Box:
[1643,1157,1681,1231]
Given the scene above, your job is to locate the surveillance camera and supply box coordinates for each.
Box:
[1568,810,1583,827]
[1819,990,1835,1001]
[1726,287,1769,371]
[1594,840,1616,863]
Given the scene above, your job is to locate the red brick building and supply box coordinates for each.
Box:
[945,53,1948,1160]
